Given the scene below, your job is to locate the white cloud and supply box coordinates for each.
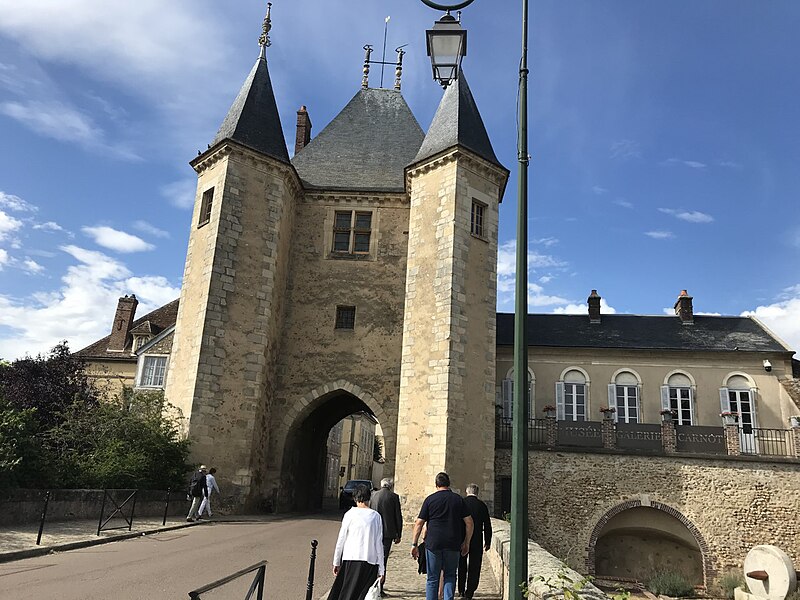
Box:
[741,287,800,352]
[0,245,180,360]
[552,298,617,315]
[0,100,139,160]
[658,208,714,223]
[32,221,65,232]
[717,160,742,169]
[592,186,608,195]
[82,226,155,253]
[0,191,37,212]
[497,240,572,309]
[534,237,559,248]
[614,199,633,209]
[0,248,8,269]
[22,258,44,274]
[160,179,196,209]
[662,158,707,169]
[645,230,675,240]
[132,220,170,239]
[0,209,23,240]
[610,140,642,160]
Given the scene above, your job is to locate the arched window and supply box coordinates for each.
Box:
[556,368,588,422]
[661,372,695,425]
[609,370,641,423]
[500,369,534,421]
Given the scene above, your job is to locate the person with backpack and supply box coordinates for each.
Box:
[186,465,208,522]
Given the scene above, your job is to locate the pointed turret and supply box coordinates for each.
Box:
[411,70,500,169]
[209,3,289,163]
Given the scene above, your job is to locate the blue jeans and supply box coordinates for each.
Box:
[426,548,460,600]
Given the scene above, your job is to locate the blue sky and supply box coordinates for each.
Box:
[0,0,799,359]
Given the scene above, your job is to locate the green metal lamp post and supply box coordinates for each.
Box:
[421,1,531,598]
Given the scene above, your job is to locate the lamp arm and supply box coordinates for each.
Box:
[419,0,476,11]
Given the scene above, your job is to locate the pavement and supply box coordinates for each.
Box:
[0,517,502,600]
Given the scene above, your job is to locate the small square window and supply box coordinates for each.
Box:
[335,305,356,330]
[198,187,214,227]
[471,200,486,238]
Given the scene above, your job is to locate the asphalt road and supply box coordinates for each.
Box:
[0,514,343,600]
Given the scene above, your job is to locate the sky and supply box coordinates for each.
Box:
[0,0,799,360]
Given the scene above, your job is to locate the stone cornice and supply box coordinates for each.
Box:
[192,140,303,197]
[405,147,510,200]
[301,190,409,207]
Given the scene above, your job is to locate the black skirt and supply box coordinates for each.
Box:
[328,560,379,600]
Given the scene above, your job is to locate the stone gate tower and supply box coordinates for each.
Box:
[395,73,508,511]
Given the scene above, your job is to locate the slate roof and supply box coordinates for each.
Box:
[495,313,790,353]
[210,54,290,164]
[291,88,424,192]
[75,299,180,360]
[412,70,502,170]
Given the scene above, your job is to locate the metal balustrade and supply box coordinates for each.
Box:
[740,427,794,457]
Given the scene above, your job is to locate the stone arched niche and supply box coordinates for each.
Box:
[589,504,706,585]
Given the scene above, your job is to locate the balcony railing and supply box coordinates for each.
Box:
[495,416,800,460]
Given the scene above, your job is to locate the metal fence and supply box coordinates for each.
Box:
[740,428,794,457]
[495,418,547,446]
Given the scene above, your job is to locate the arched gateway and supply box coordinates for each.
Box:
[587,500,713,587]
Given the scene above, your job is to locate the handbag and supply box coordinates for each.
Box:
[365,578,381,600]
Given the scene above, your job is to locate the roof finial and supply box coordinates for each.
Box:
[394,46,406,91]
[362,45,373,89]
[258,2,273,57]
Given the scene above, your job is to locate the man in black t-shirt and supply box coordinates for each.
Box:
[411,472,474,600]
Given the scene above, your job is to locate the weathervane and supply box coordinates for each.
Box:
[258,2,273,54]
[361,15,408,90]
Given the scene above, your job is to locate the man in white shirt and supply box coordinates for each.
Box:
[198,467,221,518]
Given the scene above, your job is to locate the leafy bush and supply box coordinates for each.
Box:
[646,572,695,597]
[718,570,745,599]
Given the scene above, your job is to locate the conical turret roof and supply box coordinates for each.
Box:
[211,54,289,163]
[412,71,501,169]
[291,88,424,193]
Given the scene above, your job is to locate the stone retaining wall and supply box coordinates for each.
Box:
[0,489,187,526]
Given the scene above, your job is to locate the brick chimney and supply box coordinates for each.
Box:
[674,290,694,325]
[295,105,312,155]
[107,295,138,352]
[588,290,601,323]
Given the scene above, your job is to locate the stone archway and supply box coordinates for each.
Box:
[586,500,713,587]
[273,380,392,512]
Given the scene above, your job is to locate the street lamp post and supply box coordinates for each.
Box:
[421,1,530,598]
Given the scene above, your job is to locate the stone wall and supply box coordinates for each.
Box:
[495,448,800,587]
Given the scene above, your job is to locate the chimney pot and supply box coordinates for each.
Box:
[107,295,139,352]
[588,289,601,323]
[674,290,694,325]
[295,105,312,155]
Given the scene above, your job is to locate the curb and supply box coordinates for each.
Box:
[0,521,204,564]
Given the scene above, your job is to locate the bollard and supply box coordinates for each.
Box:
[36,490,51,546]
[305,539,319,600]
[162,488,171,526]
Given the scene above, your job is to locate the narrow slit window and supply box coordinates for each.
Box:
[198,187,214,227]
[471,201,486,238]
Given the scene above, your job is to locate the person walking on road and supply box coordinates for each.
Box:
[411,472,474,600]
[329,484,384,600]
[198,467,221,519]
[370,477,403,596]
[186,465,208,522]
[457,483,492,599]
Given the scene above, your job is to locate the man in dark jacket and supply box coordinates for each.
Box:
[458,483,492,599]
[370,477,403,595]
[186,465,208,522]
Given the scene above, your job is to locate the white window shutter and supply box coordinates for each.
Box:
[608,384,618,423]
[719,387,731,414]
[660,385,671,411]
[690,387,697,426]
[528,379,535,420]
[637,384,643,422]
[749,388,759,428]
[555,381,565,420]
[502,379,513,419]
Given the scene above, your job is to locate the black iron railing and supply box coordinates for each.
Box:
[740,428,794,457]
[496,418,547,445]
[188,561,267,600]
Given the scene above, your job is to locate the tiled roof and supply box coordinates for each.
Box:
[210,54,290,164]
[291,88,424,192]
[412,70,502,170]
[75,299,180,360]
[496,313,790,353]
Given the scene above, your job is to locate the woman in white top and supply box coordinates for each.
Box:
[329,484,384,600]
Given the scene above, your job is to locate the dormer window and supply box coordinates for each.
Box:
[132,335,150,353]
